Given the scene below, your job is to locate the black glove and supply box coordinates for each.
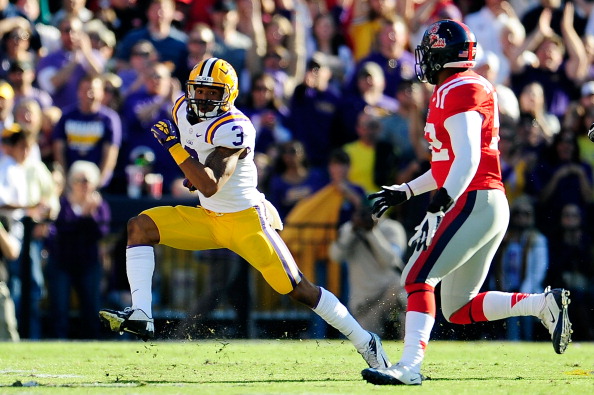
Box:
[367,184,412,218]
[427,187,454,214]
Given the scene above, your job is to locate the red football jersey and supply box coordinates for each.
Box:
[424,70,505,193]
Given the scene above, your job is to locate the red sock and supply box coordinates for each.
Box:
[449,292,488,324]
[404,283,436,317]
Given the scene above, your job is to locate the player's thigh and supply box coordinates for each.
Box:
[228,207,301,295]
[402,190,509,288]
[439,228,506,318]
[141,205,220,250]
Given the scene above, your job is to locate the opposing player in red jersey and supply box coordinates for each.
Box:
[362,20,572,386]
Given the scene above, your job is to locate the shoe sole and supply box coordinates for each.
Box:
[98,310,125,332]
[361,369,422,386]
[553,290,572,354]
[98,310,154,342]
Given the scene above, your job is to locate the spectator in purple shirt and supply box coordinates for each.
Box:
[46,160,111,339]
[333,62,398,149]
[267,140,327,220]
[346,17,416,98]
[115,61,182,195]
[52,75,121,189]
[527,129,594,235]
[510,4,588,119]
[36,15,105,111]
[6,60,53,110]
[285,57,341,170]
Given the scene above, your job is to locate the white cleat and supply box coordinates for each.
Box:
[361,362,423,385]
[358,332,391,369]
[539,286,572,354]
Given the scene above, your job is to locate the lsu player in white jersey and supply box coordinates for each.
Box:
[361,20,572,386]
[98,57,391,369]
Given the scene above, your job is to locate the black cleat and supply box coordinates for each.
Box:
[99,308,155,341]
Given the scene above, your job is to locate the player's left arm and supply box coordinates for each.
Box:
[151,118,247,197]
[179,146,247,198]
[441,110,482,201]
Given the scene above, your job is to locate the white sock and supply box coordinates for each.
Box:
[126,245,155,318]
[482,291,545,321]
[312,287,371,349]
[400,311,434,372]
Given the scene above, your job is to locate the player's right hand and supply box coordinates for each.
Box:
[367,184,412,218]
[182,178,197,192]
[151,119,180,150]
[408,211,444,251]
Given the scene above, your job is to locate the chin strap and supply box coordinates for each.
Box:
[186,107,200,125]
[186,107,223,124]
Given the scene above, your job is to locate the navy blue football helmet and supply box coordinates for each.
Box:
[415,19,477,84]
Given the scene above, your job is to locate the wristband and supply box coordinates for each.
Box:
[169,143,190,165]
[405,183,414,197]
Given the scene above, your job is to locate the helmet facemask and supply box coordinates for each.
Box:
[186,79,230,120]
[185,58,239,123]
[415,43,436,84]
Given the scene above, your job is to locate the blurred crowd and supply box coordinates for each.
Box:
[0,0,593,341]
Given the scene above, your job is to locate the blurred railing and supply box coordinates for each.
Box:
[11,196,345,339]
[101,196,341,338]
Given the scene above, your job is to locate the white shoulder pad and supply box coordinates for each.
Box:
[204,111,256,149]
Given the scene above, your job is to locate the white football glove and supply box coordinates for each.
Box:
[408,187,454,251]
[408,211,444,252]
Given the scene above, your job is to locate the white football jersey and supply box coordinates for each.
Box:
[172,96,262,213]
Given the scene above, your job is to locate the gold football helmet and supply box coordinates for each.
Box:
[186,57,239,122]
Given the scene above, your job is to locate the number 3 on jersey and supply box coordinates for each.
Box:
[232,125,244,146]
[424,123,449,161]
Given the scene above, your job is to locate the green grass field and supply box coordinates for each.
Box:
[0,340,592,394]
